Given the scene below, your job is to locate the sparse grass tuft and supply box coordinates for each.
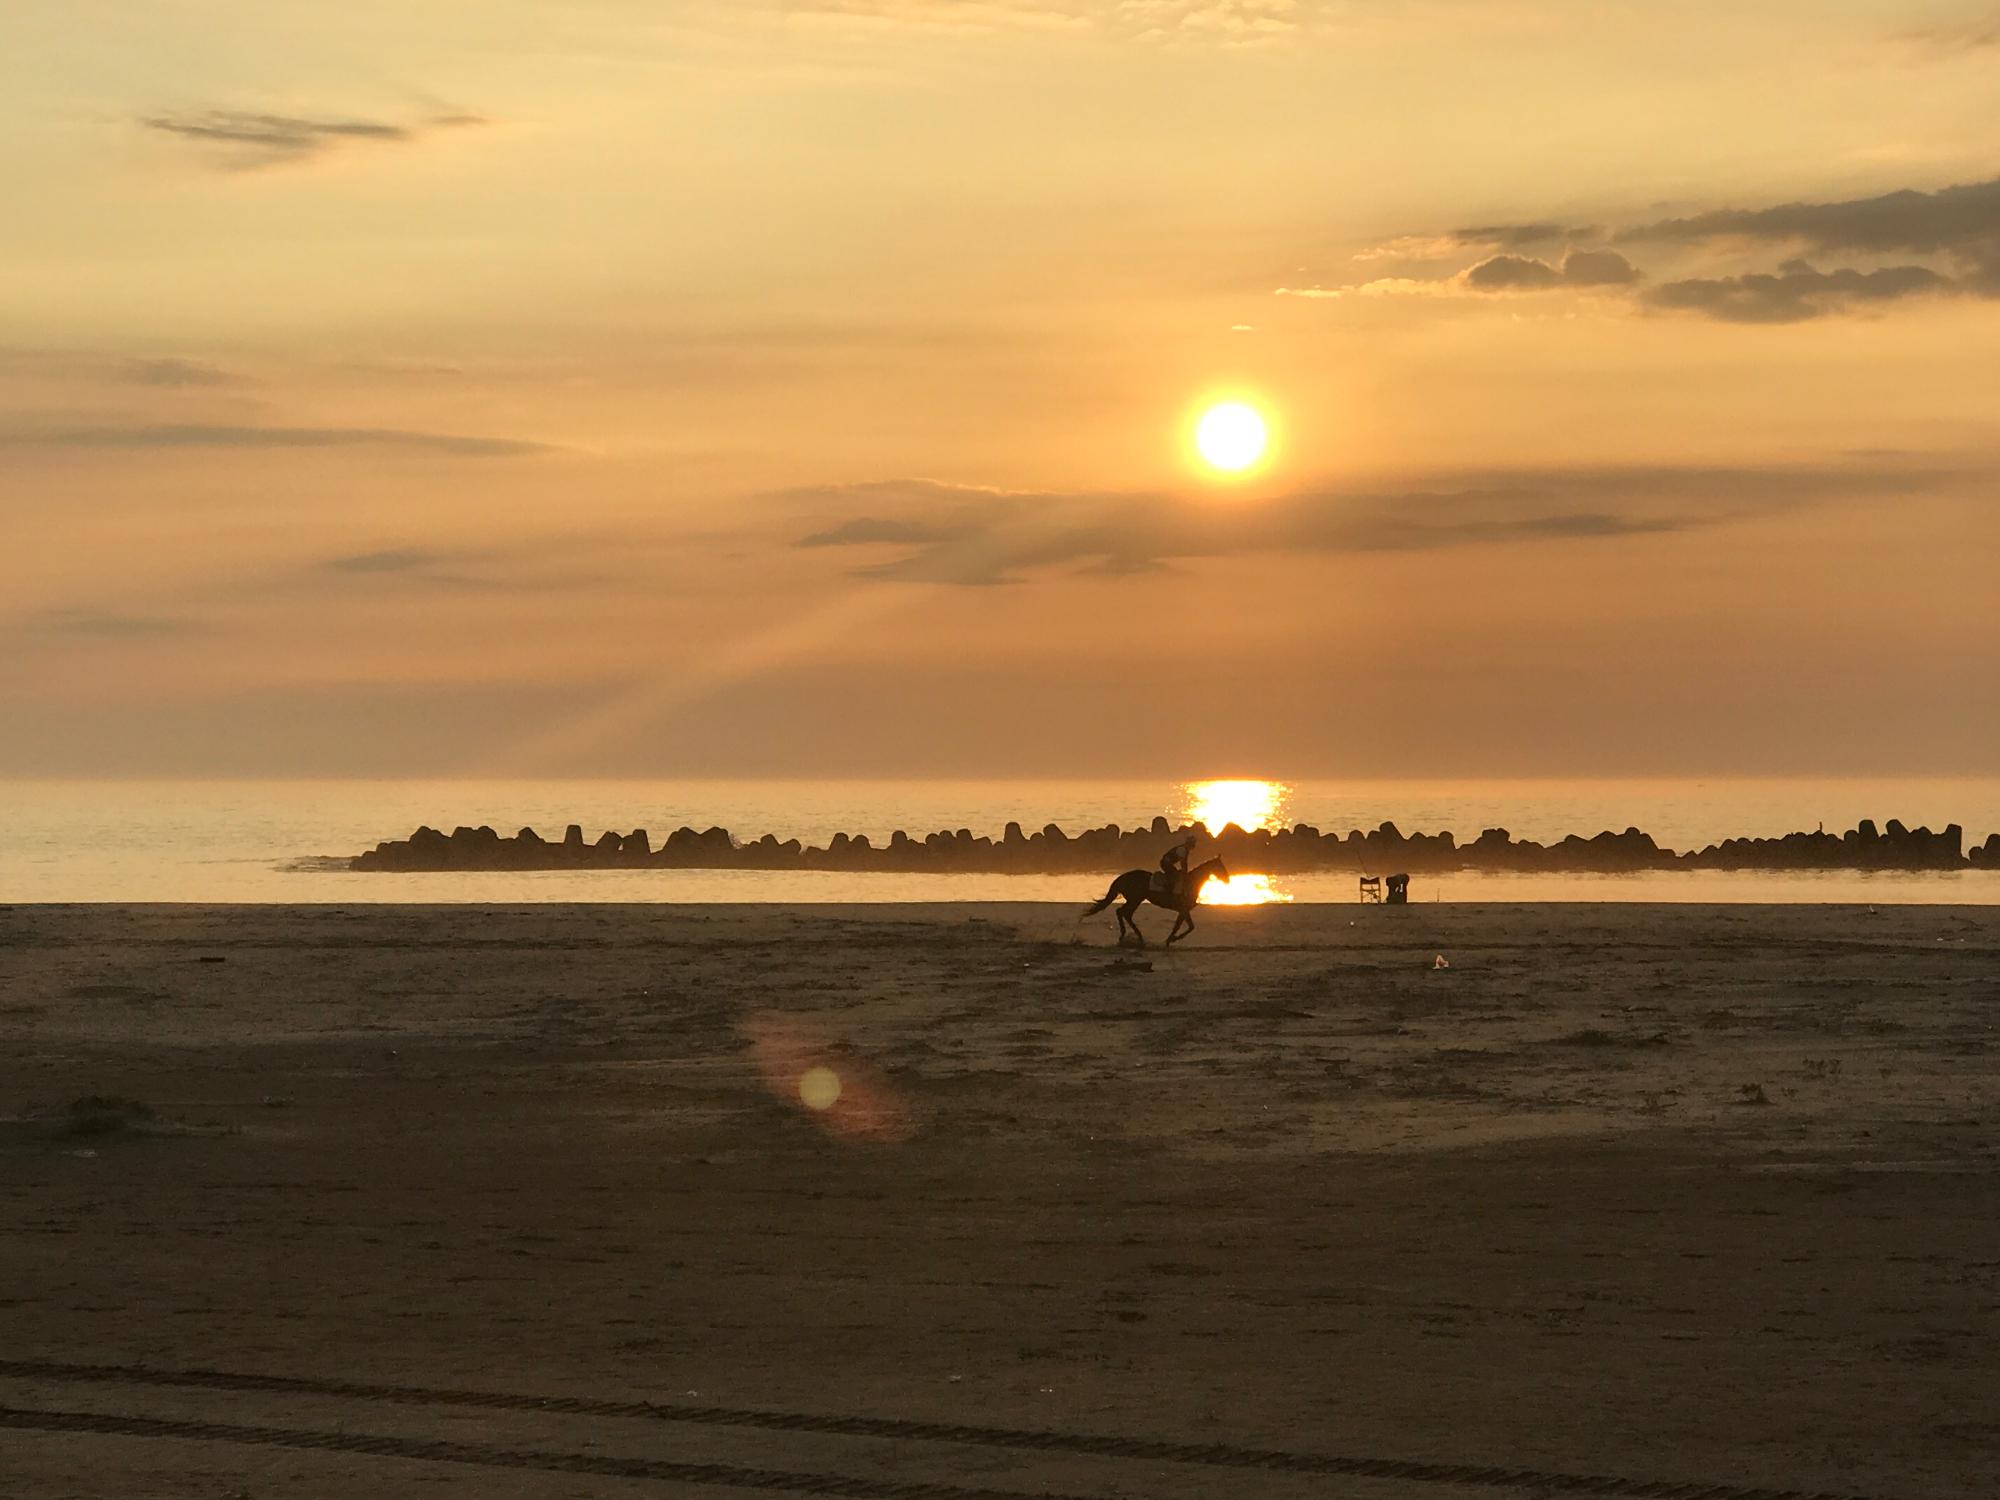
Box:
[60,1095,157,1138]
[1557,1028,1672,1048]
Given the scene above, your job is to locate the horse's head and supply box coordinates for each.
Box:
[1196,857,1231,885]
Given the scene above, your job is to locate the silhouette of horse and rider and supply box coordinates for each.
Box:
[1084,833,1231,946]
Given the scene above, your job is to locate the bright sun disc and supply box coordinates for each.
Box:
[1195,402,1267,473]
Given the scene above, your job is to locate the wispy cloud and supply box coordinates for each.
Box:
[0,422,551,456]
[1114,0,1301,44]
[798,516,959,547]
[1352,223,1600,265]
[314,543,616,594]
[781,0,1307,42]
[21,607,201,638]
[1280,247,1639,300]
[1452,221,1580,248]
[18,538,635,654]
[0,348,247,389]
[140,108,486,169]
[783,458,1963,585]
[1276,278,1455,299]
[785,0,1092,35]
[120,357,244,388]
[1888,11,2000,56]
[323,548,456,575]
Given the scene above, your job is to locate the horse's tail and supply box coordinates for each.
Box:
[1083,881,1120,917]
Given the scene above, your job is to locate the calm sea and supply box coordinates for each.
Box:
[2,777,1996,905]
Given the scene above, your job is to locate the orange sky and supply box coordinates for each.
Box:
[4,1,1996,775]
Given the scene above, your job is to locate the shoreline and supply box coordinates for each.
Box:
[14,868,2000,910]
[9,892,2000,907]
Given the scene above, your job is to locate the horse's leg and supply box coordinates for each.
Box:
[1167,908,1194,945]
[1122,899,1146,946]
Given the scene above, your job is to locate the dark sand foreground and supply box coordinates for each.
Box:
[2,903,1996,1499]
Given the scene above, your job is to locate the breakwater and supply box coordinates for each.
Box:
[351,817,1995,874]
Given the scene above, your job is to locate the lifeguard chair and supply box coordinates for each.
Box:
[1358,875,1383,903]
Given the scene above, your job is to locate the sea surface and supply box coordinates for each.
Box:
[1,777,1996,905]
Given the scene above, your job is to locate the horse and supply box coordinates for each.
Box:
[1083,857,1232,946]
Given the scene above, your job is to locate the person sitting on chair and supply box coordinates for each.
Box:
[1156,834,1197,900]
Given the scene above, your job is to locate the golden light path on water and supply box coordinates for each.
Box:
[1177,778,1295,906]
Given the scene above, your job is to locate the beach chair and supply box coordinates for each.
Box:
[1386,873,1410,905]
[1358,875,1382,903]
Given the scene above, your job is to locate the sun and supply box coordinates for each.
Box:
[1180,777,1291,834]
[1176,778,1296,906]
[1194,401,1268,474]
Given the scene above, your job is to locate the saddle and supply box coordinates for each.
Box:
[1148,870,1186,903]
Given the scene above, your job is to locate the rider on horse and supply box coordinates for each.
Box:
[1087,833,1228,946]
[1088,836,1224,952]
[1156,833,1197,901]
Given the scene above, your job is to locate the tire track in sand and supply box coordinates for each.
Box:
[0,1357,1899,1500]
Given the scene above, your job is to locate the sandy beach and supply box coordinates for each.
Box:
[3,902,1995,1499]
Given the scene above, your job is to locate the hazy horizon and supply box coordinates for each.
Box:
[8,772,1997,905]
[6,2,1997,778]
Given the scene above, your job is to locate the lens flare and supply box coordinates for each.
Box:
[741,1016,909,1141]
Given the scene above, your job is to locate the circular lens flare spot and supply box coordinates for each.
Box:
[799,1067,843,1111]
[1195,402,1268,472]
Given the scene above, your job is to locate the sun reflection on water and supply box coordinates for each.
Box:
[1176,778,1295,905]
[1200,872,1292,906]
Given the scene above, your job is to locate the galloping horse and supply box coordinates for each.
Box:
[1083,857,1231,946]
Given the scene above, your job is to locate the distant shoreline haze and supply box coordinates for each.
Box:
[8,778,2000,903]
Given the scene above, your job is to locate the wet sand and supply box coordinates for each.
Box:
[2,902,1996,1498]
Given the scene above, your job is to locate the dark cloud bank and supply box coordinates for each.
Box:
[1417,175,2000,322]
[1465,248,1641,291]
[1645,259,1951,324]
